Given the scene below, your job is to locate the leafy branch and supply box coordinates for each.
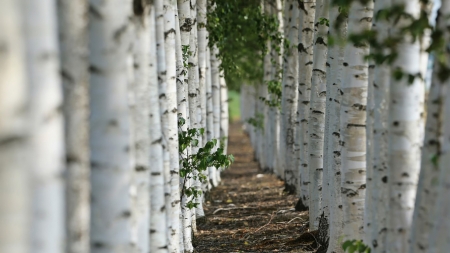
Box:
[178,117,234,209]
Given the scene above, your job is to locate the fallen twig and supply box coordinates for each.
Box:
[212,206,259,214]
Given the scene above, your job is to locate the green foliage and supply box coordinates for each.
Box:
[246,113,264,131]
[207,0,283,90]
[342,240,371,253]
[182,45,192,69]
[178,117,234,209]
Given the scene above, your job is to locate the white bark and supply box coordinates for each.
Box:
[160,0,182,251]
[429,8,450,248]
[283,0,300,193]
[386,0,425,251]
[148,4,169,252]
[278,0,293,181]
[220,73,229,155]
[340,0,373,241]
[188,0,205,223]
[176,0,194,250]
[206,46,218,187]
[24,1,66,252]
[410,64,443,253]
[370,0,390,251]
[88,0,133,252]
[296,0,316,210]
[0,2,30,252]
[413,2,447,253]
[307,0,329,230]
[263,1,272,171]
[57,0,90,252]
[130,3,151,252]
[325,4,347,253]
[211,45,222,177]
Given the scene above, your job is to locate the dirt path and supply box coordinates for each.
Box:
[194,122,317,252]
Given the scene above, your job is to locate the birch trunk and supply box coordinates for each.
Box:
[57,0,90,252]
[211,45,222,180]
[24,1,66,252]
[271,0,283,175]
[429,8,450,248]
[0,2,30,252]
[263,0,273,171]
[410,64,443,253]
[161,0,182,251]
[295,0,316,211]
[176,0,194,250]
[220,73,229,156]
[278,0,293,180]
[283,0,300,193]
[188,0,205,223]
[148,4,169,252]
[307,0,329,230]
[370,0,390,251]
[339,0,373,241]
[88,0,134,252]
[386,0,425,251]
[412,2,447,253]
[197,0,210,193]
[325,4,347,253]
[206,46,218,187]
[130,2,151,252]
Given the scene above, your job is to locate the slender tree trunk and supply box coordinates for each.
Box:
[295,0,316,211]
[176,0,194,250]
[283,0,300,194]
[386,0,425,251]
[339,0,373,241]
[325,4,347,253]
[307,0,329,230]
[220,73,229,155]
[278,0,293,180]
[410,1,450,253]
[262,0,272,171]
[24,1,66,252]
[148,4,169,252]
[57,0,90,252]
[429,5,450,248]
[161,0,182,251]
[410,64,443,253]
[369,0,390,251]
[0,2,30,252]
[129,2,151,252]
[188,0,205,224]
[211,45,222,181]
[206,46,218,187]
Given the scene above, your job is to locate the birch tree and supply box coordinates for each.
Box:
[386,0,426,251]
[324,3,347,252]
[57,0,90,252]
[428,5,450,248]
[369,0,391,251]
[148,3,169,252]
[161,0,182,250]
[24,1,66,252]
[211,45,222,184]
[129,1,151,252]
[307,0,329,230]
[283,0,300,193]
[339,0,373,241]
[188,0,206,224]
[412,2,448,253]
[0,2,30,252]
[295,0,316,211]
[176,0,194,250]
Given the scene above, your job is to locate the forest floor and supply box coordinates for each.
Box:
[194,122,319,253]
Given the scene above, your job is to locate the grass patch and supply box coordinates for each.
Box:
[228,90,241,122]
